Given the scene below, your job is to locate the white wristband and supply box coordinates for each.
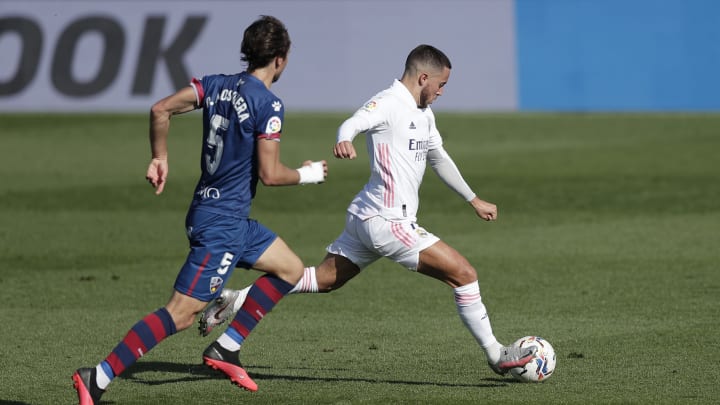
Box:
[296,161,324,184]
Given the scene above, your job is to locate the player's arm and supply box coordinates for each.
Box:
[427,146,497,221]
[334,110,377,159]
[334,116,363,159]
[146,86,199,195]
[256,138,327,186]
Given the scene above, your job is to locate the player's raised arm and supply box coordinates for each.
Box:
[334,105,380,159]
[146,86,199,195]
[334,115,366,159]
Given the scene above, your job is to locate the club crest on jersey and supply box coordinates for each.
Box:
[363,100,378,111]
[272,100,282,111]
[210,276,224,293]
[266,116,282,133]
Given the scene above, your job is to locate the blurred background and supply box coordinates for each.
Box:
[2,0,719,113]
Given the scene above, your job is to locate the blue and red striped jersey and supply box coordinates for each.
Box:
[189,72,284,218]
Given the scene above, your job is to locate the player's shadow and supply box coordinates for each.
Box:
[122,361,510,388]
[121,361,215,385]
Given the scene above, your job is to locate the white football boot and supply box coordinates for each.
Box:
[488,344,538,375]
[198,289,246,337]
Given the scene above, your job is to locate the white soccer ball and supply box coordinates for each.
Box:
[509,336,556,382]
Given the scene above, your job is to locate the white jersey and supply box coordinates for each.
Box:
[340,80,443,222]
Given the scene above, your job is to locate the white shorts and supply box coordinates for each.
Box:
[326,213,440,271]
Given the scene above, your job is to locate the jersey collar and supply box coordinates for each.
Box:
[391,79,423,110]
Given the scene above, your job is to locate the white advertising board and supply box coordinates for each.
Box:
[0,0,517,112]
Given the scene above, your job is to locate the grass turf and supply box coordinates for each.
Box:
[0,112,718,404]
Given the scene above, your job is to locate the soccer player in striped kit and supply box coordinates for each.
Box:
[202,45,536,377]
[72,16,326,404]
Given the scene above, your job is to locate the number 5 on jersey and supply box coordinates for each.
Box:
[217,252,234,275]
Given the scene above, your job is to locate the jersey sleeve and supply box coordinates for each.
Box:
[337,96,390,142]
[192,75,223,106]
[426,108,443,150]
[190,77,205,105]
[256,97,284,141]
[357,97,390,128]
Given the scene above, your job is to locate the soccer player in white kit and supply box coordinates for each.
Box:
[201,44,536,376]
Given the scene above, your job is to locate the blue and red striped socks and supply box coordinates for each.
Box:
[217,274,293,351]
[95,307,177,389]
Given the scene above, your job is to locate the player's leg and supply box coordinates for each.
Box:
[368,219,499,361]
[198,253,363,335]
[199,215,372,336]
[312,212,373,292]
[203,226,304,392]
[240,214,369,294]
[73,291,207,404]
[417,240,536,374]
[73,210,242,403]
[282,252,362,293]
[314,252,362,291]
[416,240,498,354]
[416,239,477,287]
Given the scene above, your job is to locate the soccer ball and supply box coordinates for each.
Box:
[509,336,556,382]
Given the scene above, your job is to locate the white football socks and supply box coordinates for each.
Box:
[289,266,319,293]
[95,365,112,390]
[454,281,502,364]
[217,332,242,352]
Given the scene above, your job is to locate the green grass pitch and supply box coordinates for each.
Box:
[0,112,718,404]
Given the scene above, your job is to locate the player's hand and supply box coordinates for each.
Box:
[470,197,497,221]
[146,158,168,195]
[333,141,357,160]
[300,160,328,181]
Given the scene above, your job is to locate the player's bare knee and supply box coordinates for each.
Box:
[454,265,478,286]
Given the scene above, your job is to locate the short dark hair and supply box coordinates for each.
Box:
[404,44,452,75]
[241,16,291,71]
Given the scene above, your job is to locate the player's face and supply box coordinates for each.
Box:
[418,67,450,108]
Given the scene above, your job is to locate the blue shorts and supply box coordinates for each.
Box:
[174,209,277,302]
